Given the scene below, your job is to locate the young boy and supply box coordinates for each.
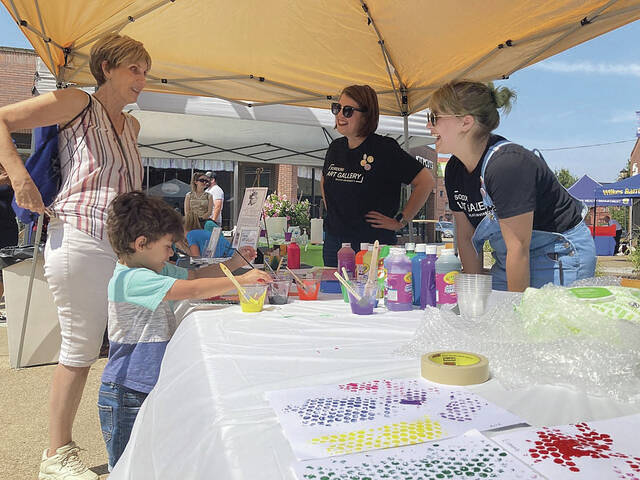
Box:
[98,192,270,470]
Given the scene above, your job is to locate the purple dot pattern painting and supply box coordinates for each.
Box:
[441,392,486,422]
[284,380,438,427]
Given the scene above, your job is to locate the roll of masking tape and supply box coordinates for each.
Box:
[421,351,489,386]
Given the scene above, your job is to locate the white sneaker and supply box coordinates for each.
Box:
[39,442,99,480]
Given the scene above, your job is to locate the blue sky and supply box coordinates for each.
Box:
[1,9,638,183]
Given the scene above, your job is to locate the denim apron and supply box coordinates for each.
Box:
[471,141,596,291]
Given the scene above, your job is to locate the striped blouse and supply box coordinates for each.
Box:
[50,94,143,240]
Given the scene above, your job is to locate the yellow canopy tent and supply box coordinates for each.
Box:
[2,0,640,116]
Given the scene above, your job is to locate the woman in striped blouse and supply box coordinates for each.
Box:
[0,34,150,479]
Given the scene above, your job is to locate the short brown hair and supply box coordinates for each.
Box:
[107,191,184,257]
[90,34,152,86]
[340,85,379,137]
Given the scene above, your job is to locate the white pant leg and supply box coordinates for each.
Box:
[44,219,116,367]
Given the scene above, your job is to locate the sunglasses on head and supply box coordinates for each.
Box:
[331,102,367,118]
[428,111,465,126]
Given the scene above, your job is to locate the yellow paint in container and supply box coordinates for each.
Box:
[239,284,268,312]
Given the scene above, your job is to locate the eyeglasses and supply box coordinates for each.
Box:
[197,178,210,184]
[428,111,465,126]
[331,102,367,118]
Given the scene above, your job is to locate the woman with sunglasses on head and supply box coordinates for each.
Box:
[184,172,213,228]
[429,80,595,292]
[321,85,434,267]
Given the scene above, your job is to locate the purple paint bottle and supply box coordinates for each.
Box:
[384,247,413,311]
[420,244,437,309]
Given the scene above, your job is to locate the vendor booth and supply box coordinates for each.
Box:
[568,175,632,255]
[594,174,640,253]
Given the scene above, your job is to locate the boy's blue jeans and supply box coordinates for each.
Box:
[98,382,148,470]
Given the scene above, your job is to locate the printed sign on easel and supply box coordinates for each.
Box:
[232,187,268,250]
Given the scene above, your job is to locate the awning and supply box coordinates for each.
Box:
[5,0,640,115]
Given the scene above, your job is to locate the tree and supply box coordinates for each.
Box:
[554,168,578,189]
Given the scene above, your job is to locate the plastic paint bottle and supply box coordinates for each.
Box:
[337,243,356,278]
[337,243,356,302]
[384,247,413,311]
[435,248,461,306]
[420,244,437,309]
[411,243,427,306]
[287,242,300,269]
[405,242,416,259]
[355,243,369,281]
[377,245,391,301]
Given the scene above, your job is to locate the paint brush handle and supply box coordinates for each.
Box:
[333,272,361,301]
[219,263,249,301]
[285,267,310,294]
[233,248,255,269]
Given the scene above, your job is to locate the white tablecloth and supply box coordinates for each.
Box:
[110,294,640,480]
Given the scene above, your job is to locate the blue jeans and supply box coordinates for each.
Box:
[98,382,148,470]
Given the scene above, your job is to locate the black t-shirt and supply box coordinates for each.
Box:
[322,133,424,243]
[445,134,583,232]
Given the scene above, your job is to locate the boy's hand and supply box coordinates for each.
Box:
[239,269,272,285]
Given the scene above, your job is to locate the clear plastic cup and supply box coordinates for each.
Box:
[268,279,291,305]
[297,278,320,300]
[239,284,268,312]
[455,274,492,317]
[348,281,376,315]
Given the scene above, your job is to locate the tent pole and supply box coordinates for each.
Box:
[146,162,149,191]
[233,161,239,227]
[592,199,597,238]
[402,115,414,243]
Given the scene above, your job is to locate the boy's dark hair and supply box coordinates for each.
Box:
[107,191,184,256]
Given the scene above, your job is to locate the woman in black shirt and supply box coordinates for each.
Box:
[428,80,595,291]
[321,85,434,266]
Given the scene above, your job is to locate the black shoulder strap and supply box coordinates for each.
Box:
[60,91,92,131]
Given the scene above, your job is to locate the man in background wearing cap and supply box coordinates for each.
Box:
[205,171,224,226]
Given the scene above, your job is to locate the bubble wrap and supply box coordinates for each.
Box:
[396,284,640,402]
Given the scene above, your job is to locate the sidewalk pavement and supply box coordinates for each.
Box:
[0,325,109,480]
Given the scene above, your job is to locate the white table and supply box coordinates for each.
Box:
[110,294,640,480]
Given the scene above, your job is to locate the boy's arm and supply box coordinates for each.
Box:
[165,268,272,301]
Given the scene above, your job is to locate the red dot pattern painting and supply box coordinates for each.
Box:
[493,414,640,480]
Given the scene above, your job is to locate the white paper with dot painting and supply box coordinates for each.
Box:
[293,430,543,480]
[266,378,524,460]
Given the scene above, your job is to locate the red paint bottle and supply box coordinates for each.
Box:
[287,242,301,269]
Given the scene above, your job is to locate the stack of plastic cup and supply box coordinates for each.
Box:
[454,274,492,318]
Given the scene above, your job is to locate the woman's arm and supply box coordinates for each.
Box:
[366,168,434,230]
[499,212,533,292]
[205,193,213,219]
[453,212,483,274]
[189,244,201,257]
[184,193,190,216]
[320,175,327,209]
[0,89,90,213]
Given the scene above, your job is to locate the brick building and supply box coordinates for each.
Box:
[0,46,38,158]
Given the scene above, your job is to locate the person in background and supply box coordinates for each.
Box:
[205,171,224,226]
[99,192,270,469]
[604,215,623,255]
[0,33,150,479]
[428,80,596,291]
[184,172,212,227]
[184,211,233,258]
[320,84,434,267]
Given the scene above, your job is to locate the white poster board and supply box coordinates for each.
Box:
[232,187,268,249]
[203,226,222,257]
